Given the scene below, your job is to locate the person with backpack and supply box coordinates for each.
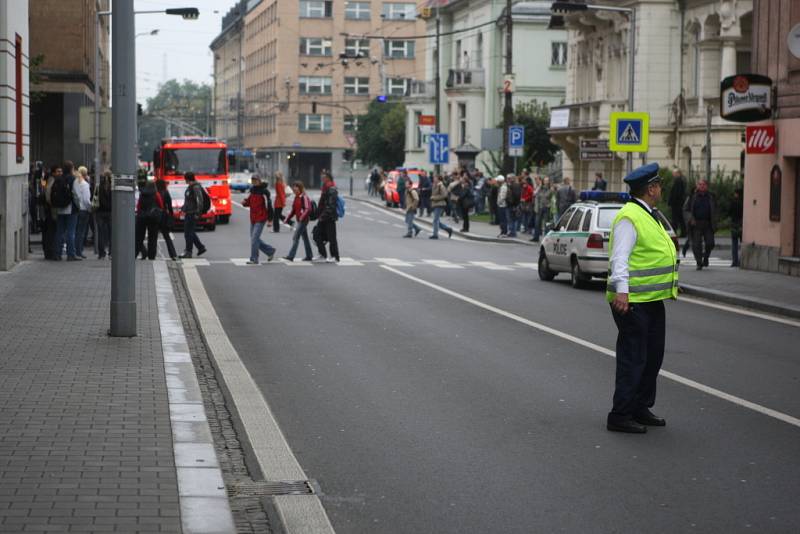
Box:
[155,179,177,260]
[50,160,80,261]
[313,172,340,263]
[73,166,92,259]
[180,172,208,258]
[94,171,112,259]
[135,179,165,260]
[241,175,275,264]
[282,181,314,262]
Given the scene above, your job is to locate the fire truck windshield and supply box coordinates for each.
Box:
[163,148,226,175]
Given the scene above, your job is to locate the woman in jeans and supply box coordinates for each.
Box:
[429,175,453,239]
[282,181,314,262]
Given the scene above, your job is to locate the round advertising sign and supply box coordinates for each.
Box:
[788,23,800,59]
[720,73,773,123]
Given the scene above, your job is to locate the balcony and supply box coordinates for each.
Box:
[445,68,485,91]
[406,80,435,99]
[548,100,628,133]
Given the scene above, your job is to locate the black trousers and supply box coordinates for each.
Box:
[136,217,160,259]
[609,300,665,421]
[670,205,686,237]
[160,219,177,259]
[273,207,283,232]
[691,220,715,266]
[42,215,56,259]
[313,220,339,260]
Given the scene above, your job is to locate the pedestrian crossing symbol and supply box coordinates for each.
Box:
[609,112,649,152]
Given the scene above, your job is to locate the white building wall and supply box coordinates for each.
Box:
[0,0,30,270]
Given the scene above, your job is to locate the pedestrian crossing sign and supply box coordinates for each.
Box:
[609,112,649,152]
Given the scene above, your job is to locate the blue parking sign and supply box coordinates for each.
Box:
[429,133,449,164]
[509,125,524,148]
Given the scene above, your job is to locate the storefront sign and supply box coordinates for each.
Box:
[720,74,773,123]
[418,115,435,126]
[746,125,777,154]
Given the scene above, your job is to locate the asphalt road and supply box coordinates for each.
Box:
[175,193,800,534]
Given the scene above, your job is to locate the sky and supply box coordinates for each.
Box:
[134,0,239,102]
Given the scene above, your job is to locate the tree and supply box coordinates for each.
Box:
[355,101,406,169]
[513,101,560,170]
[138,79,211,162]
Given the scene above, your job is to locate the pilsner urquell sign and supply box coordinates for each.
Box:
[720,74,773,122]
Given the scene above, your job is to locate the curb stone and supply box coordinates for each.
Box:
[680,283,800,320]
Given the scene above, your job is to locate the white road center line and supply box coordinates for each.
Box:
[514,262,539,269]
[380,265,800,430]
[470,261,513,271]
[182,265,336,533]
[422,259,464,269]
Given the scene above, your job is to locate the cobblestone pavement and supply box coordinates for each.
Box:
[0,259,181,533]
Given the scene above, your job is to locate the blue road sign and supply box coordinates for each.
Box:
[509,125,524,148]
[429,133,449,165]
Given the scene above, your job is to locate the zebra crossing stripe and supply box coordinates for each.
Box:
[422,259,464,269]
[336,257,364,266]
[470,261,513,271]
[374,257,414,267]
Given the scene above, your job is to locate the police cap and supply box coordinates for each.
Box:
[623,163,661,188]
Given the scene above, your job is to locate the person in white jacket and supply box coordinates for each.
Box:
[74,166,93,258]
[496,175,508,237]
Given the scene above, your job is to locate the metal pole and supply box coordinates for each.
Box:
[502,0,514,175]
[626,7,636,175]
[705,104,712,181]
[434,9,441,176]
[110,0,137,337]
[94,6,104,177]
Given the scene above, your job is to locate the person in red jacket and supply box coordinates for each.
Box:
[273,171,287,233]
[282,181,314,262]
[241,175,275,264]
[520,176,534,234]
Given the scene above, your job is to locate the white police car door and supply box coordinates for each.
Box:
[549,206,578,270]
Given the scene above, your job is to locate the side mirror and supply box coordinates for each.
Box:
[545,223,554,234]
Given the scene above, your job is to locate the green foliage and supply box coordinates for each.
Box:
[138,79,212,162]
[657,167,742,230]
[29,54,46,104]
[496,100,560,171]
[355,101,407,169]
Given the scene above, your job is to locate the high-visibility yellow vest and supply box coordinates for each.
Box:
[606,201,679,303]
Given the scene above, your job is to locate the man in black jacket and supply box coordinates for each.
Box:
[683,179,716,270]
[313,172,340,263]
[179,172,207,258]
[668,167,687,237]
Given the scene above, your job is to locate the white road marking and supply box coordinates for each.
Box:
[337,257,364,266]
[679,296,800,328]
[515,262,539,269]
[230,258,264,266]
[422,259,464,269]
[375,257,414,267]
[380,265,800,430]
[181,265,336,533]
[377,220,389,225]
[279,257,313,266]
[180,259,210,267]
[470,261,513,271]
[350,213,364,219]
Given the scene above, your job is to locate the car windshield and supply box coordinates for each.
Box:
[597,207,621,229]
[163,148,226,175]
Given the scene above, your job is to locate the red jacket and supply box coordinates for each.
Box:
[521,183,534,203]
[242,184,271,224]
[285,193,312,223]
[274,182,286,208]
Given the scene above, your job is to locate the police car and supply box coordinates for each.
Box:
[538,191,678,288]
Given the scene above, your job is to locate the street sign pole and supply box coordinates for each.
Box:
[110,0,137,337]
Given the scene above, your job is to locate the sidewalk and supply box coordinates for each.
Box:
[347,190,800,319]
[0,257,237,533]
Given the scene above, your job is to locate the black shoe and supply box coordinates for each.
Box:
[447,228,453,239]
[607,418,647,434]
[414,227,421,237]
[197,247,207,256]
[634,409,666,427]
[703,258,709,267]
[283,256,294,262]
[403,234,412,238]
[696,265,703,270]
[179,253,192,259]
[429,235,439,240]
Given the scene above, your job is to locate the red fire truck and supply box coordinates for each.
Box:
[152,137,233,229]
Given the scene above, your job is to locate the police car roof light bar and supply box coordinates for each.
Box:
[579,191,630,203]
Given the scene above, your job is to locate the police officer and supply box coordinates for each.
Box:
[606,163,679,433]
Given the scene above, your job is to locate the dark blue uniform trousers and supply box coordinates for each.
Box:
[609,300,666,422]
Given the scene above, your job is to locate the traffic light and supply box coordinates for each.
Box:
[137,103,143,116]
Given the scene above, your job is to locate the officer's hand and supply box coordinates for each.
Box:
[612,293,629,315]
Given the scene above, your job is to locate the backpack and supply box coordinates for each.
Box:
[51,175,73,208]
[335,195,345,219]
[308,198,319,221]
[199,186,212,214]
[140,190,163,225]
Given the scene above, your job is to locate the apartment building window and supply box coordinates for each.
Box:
[344,77,369,95]
[386,78,409,96]
[299,38,332,56]
[345,38,370,58]
[300,0,332,18]
[551,42,567,67]
[345,2,371,20]
[458,103,467,145]
[382,2,415,20]
[298,76,332,95]
[344,115,361,132]
[384,40,415,59]
[299,114,332,132]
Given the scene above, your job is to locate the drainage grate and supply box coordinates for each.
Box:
[227,480,316,497]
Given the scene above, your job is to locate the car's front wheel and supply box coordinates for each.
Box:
[538,250,556,281]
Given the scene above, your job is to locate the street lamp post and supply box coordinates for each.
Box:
[107,3,199,337]
[551,2,636,174]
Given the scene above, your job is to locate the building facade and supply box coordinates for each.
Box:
[28,0,110,170]
[741,0,800,276]
[211,1,247,151]
[404,0,567,172]
[0,0,30,270]
[211,0,426,187]
[548,0,752,192]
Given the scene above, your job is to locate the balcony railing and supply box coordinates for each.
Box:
[446,68,485,90]
[549,100,628,130]
[407,80,435,98]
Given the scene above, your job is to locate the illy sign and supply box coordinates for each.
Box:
[745,125,777,154]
